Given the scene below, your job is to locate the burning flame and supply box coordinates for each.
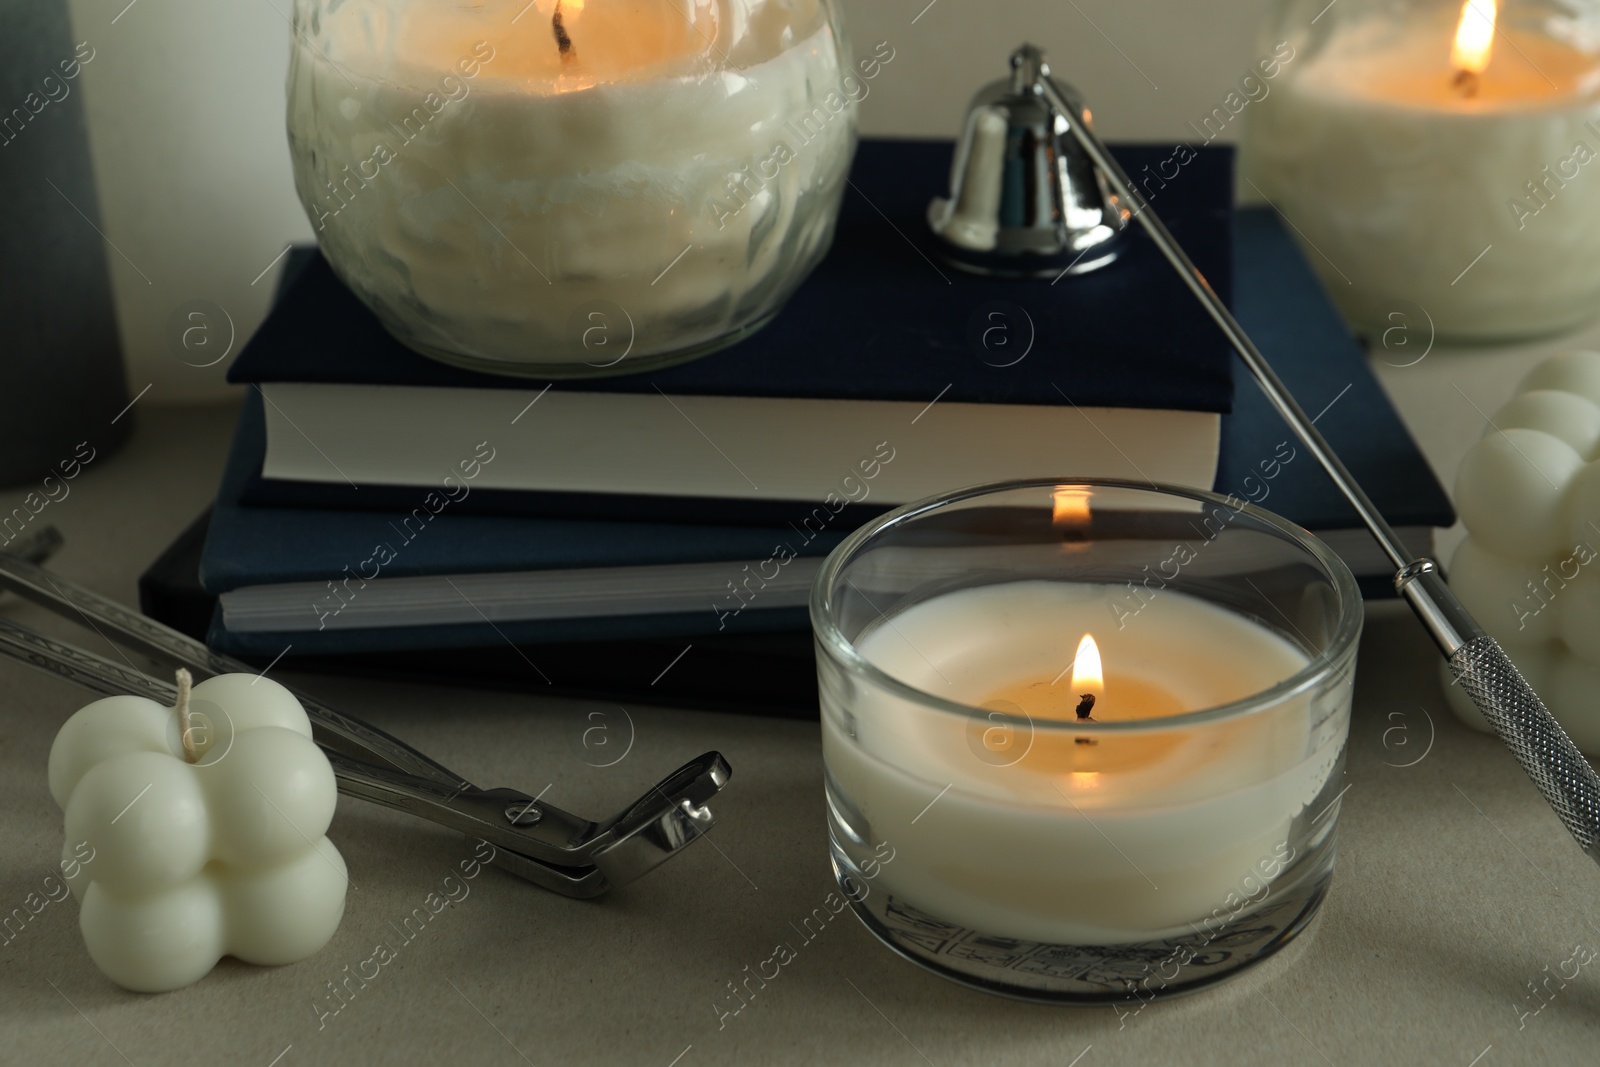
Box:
[1452,0,1496,75]
[1070,634,1104,702]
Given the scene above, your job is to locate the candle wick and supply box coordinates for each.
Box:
[1074,692,1097,746]
[552,1,575,61]
[1452,69,1480,98]
[175,668,198,764]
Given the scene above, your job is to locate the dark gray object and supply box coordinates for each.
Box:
[0,0,130,487]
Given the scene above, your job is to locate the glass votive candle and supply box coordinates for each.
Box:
[1241,0,1600,341]
[286,0,856,377]
[812,480,1361,1002]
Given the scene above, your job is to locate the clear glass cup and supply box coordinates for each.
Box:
[286,0,856,377]
[1240,0,1600,341]
[812,480,1361,1003]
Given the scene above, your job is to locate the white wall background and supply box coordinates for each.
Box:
[63,0,1278,404]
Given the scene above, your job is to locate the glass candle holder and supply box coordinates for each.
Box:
[812,480,1361,1003]
[1240,0,1600,342]
[286,0,856,377]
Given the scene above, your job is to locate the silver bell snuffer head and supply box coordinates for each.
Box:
[928,44,1129,278]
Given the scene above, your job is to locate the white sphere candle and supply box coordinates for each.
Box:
[287,0,860,374]
[47,674,346,992]
[823,581,1343,947]
[1445,350,1600,753]
[1243,0,1600,339]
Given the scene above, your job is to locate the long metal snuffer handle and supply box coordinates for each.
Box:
[0,562,732,898]
[1018,43,1600,865]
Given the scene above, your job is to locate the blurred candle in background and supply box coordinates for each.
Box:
[1243,0,1600,341]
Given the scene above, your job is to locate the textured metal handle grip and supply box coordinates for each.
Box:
[1451,636,1600,858]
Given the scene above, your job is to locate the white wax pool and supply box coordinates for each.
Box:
[822,581,1347,945]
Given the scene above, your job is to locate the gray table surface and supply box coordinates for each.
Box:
[3,369,1600,1065]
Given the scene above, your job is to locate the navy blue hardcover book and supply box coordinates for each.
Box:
[143,511,821,714]
[229,140,1237,523]
[202,394,834,654]
[200,203,1452,659]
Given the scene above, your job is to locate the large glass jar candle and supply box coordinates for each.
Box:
[286,0,856,377]
[813,481,1360,1002]
[1241,0,1600,341]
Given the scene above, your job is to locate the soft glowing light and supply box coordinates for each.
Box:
[1452,0,1497,75]
[522,0,715,89]
[1052,487,1092,527]
[1070,634,1104,701]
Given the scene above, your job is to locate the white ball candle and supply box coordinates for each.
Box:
[47,674,347,992]
[1445,350,1600,754]
[823,581,1343,946]
[1243,1,1600,339]
[288,0,859,373]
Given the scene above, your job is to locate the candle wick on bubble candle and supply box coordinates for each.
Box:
[175,668,197,764]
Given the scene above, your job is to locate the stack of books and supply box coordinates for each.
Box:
[146,140,1452,712]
